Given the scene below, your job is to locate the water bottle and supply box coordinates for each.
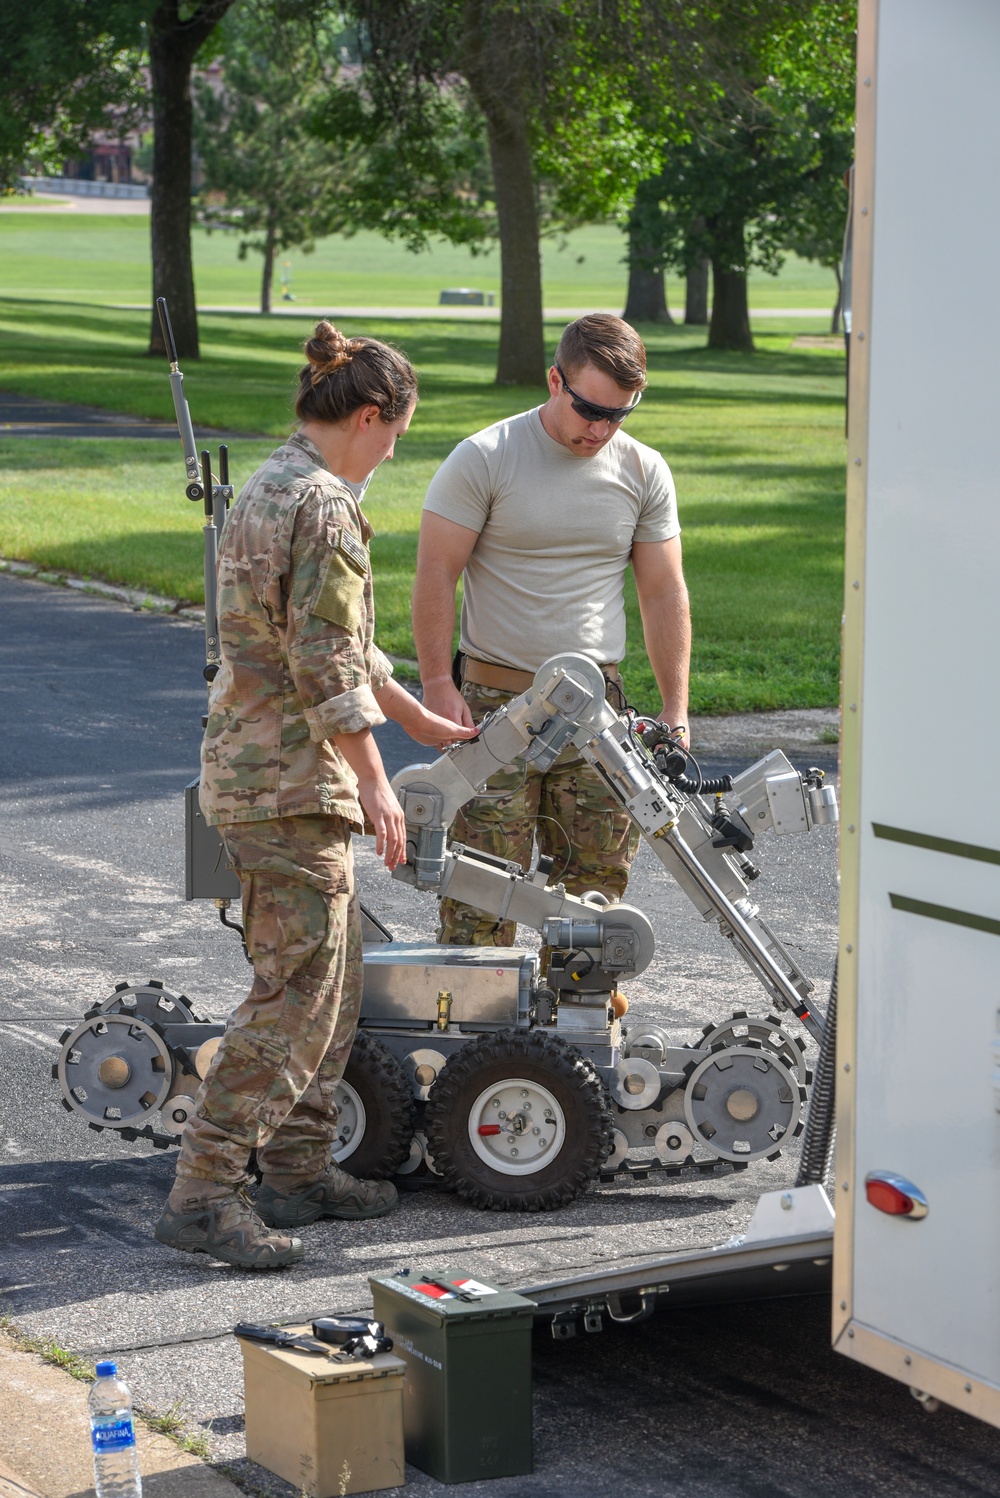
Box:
[89,1361,142,1498]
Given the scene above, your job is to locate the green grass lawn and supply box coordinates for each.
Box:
[0,298,846,715]
[0,213,841,312]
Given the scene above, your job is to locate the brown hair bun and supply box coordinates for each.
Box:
[305,322,360,385]
[295,322,418,426]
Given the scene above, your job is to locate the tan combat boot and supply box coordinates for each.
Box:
[154,1184,304,1269]
[256,1162,399,1228]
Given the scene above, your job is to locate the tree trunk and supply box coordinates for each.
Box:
[478,105,546,386]
[707,222,753,352]
[147,0,236,360]
[623,233,672,324]
[623,262,671,324]
[461,2,545,387]
[830,261,843,335]
[260,221,277,315]
[623,180,671,325]
[708,261,753,351]
[685,255,709,325]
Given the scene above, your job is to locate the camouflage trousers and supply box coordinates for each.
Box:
[175,814,362,1188]
[438,680,640,946]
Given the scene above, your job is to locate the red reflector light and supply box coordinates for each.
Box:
[477,1124,502,1136]
[866,1179,913,1215]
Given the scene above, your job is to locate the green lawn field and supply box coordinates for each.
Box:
[0,296,846,715]
[0,213,841,312]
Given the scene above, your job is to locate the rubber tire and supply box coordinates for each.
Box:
[424,1030,614,1212]
[336,1030,415,1179]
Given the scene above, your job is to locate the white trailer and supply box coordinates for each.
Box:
[834,0,1000,1425]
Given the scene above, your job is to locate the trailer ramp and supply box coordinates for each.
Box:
[517,1185,834,1334]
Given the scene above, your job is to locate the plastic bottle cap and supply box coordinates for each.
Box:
[95,1361,117,1378]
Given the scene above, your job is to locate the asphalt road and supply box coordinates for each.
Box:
[0,390,257,441]
[2,570,997,1497]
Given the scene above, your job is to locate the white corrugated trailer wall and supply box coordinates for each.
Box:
[835,0,1000,1426]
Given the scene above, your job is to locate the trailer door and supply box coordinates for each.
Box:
[836,0,1000,1426]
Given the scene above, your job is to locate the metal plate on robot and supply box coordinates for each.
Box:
[763,771,808,835]
[555,1003,615,1036]
[360,943,532,1024]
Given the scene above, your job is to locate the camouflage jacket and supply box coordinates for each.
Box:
[200,432,393,829]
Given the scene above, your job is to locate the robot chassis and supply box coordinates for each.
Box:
[54,652,838,1211]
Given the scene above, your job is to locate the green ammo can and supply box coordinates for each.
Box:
[369,1269,536,1483]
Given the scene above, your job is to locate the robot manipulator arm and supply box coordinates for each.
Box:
[388,654,657,991]
[391,654,614,891]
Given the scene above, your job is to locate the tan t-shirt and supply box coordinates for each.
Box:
[422,407,679,671]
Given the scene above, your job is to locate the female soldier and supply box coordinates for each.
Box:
[155,323,474,1269]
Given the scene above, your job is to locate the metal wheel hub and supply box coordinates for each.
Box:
[97,982,196,1025]
[331,1078,367,1163]
[700,1013,809,1082]
[683,1045,803,1163]
[468,1077,567,1176]
[56,1014,173,1128]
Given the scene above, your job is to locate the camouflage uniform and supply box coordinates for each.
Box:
[175,432,389,1190]
[438,679,640,946]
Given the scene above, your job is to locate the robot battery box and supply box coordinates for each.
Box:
[184,777,240,901]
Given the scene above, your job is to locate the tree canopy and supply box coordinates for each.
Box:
[2,0,857,365]
[0,0,146,191]
[195,4,360,313]
[627,2,856,349]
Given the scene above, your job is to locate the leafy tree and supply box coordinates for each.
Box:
[314,1,824,379]
[0,0,146,191]
[194,5,357,313]
[317,0,669,386]
[634,3,856,351]
[327,0,572,386]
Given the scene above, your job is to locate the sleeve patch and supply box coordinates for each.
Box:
[338,527,370,575]
[312,539,366,632]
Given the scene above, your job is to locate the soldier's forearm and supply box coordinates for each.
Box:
[641,584,691,725]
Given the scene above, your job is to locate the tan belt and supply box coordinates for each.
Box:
[462,655,620,693]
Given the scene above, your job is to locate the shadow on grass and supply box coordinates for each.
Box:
[678,461,846,497]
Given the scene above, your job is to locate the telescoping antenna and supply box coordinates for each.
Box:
[155,297,234,686]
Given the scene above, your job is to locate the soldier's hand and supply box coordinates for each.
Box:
[406,704,478,750]
[356,773,407,870]
[421,679,476,730]
[658,714,689,751]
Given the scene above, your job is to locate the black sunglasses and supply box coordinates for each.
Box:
[555,363,642,425]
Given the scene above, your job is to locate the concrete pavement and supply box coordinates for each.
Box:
[0,1335,244,1498]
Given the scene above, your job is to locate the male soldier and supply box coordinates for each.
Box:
[412,313,691,945]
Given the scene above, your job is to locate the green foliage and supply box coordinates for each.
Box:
[774,4,858,270]
[534,73,659,231]
[628,3,856,300]
[195,4,362,310]
[312,78,495,253]
[0,0,147,189]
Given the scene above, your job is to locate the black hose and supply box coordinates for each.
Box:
[671,773,734,795]
[796,958,838,1187]
[219,902,252,965]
